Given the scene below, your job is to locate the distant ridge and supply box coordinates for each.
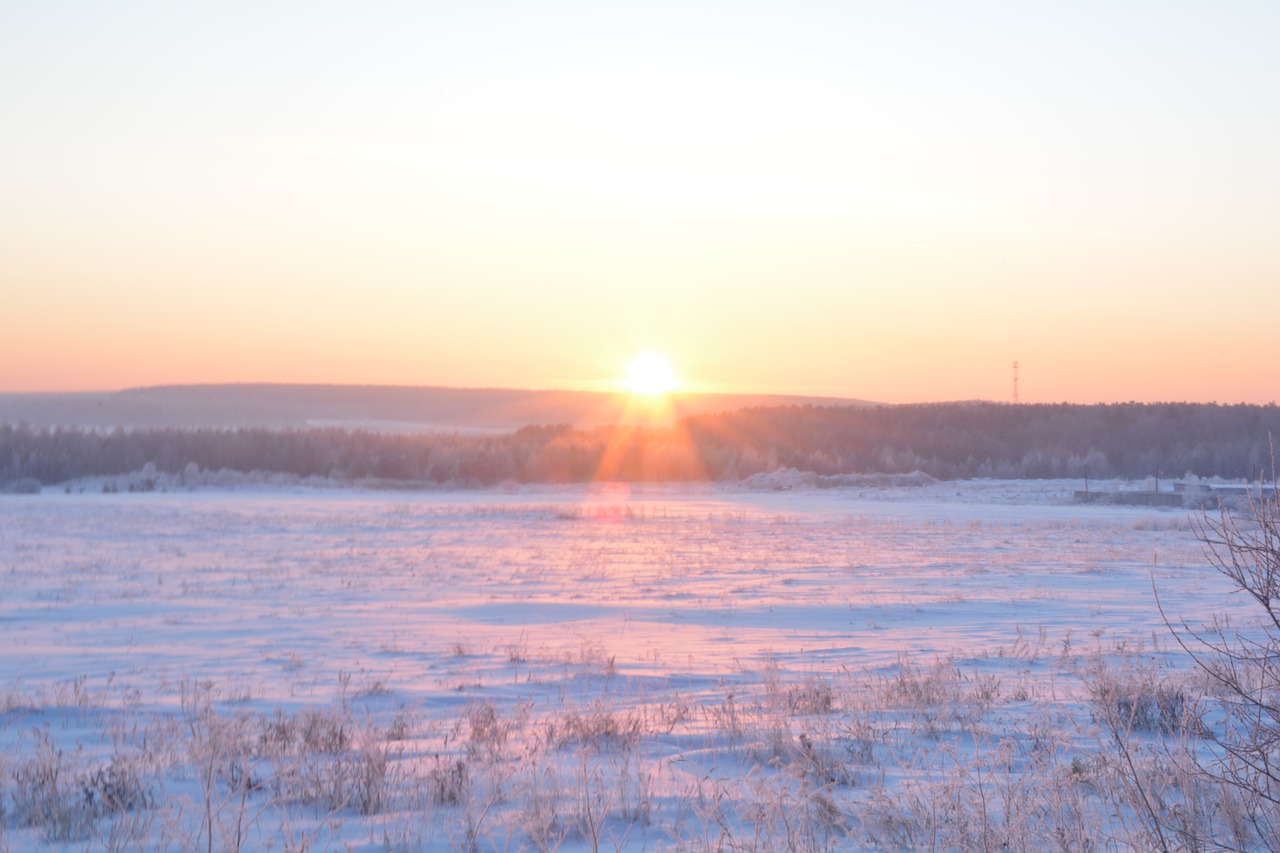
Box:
[0,383,876,432]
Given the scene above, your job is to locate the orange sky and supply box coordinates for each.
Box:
[2,3,1277,403]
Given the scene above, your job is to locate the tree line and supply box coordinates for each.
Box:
[2,402,1278,488]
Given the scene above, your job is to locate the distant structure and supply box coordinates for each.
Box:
[1076,480,1279,509]
[1012,361,1019,404]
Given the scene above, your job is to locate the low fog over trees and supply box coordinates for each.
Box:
[2,402,1278,488]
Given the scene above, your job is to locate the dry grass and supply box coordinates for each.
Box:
[2,639,1271,850]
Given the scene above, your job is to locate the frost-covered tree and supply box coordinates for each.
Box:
[1165,469,1280,848]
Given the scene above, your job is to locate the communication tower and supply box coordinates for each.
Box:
[1012,361,1019,405]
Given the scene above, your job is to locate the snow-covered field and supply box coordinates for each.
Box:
[0,480,1255,850]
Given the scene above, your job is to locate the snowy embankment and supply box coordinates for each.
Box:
[0,481,1257,850]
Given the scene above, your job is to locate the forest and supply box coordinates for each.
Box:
[2,401,1278,489]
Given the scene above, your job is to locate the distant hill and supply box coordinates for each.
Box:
[0,384,874,432]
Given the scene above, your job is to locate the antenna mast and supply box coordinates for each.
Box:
[1012,361,1019,404]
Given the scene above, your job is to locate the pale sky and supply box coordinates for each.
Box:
[2,1,1277,402]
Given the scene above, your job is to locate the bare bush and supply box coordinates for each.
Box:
[466,702,510,758]
[515,761,566,853]
[553,702,644,752]
[882,655,998,736]
[427,756,470,807]
[9,727,92,842]
[261,707,350,756]
[1087,660,1190,735]
[788,676,836,716]
[1151,464,1280,849]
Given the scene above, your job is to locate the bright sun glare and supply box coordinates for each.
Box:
[625,353,679,396]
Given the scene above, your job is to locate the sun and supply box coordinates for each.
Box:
[624,353,679,396]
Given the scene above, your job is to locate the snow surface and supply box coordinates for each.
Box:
[0,480,1252,850]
